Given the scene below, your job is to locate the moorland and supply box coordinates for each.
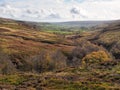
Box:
[0,18,120,90]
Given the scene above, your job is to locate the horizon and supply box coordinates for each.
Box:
[0,17,118,23]
[0,0,120,22]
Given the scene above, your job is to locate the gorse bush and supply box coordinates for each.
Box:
[82,51,111,66]
[67,40,101,67]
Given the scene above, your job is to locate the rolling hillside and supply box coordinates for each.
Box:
[0,18,120,90]
[53,21,110,27]
[89,20,120,60]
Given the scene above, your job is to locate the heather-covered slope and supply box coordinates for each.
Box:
[89,21,120,60]
[0,18,120,90]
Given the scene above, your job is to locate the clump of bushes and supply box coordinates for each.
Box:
[110,41,120,59]
[82,51,111,67]
[0,47,16,74]
[0,46,67,74]
[67,40,101,67]
[30,50,67,73]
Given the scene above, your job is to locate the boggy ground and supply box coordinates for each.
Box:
[0,60,120,90]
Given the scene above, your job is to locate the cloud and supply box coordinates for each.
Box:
[70,6,80,14]
[0,3,21,18]
[70,6,88,20]
[46,13,61,19]
[0,0,120,22]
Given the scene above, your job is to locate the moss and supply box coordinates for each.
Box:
[0,75,26,85]
[41,78,111,90]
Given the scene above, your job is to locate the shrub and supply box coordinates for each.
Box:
[0,47,16,74]
[110,41,120,59]
[82,51,111,67]
[49,50,67,70]
[9,53,33,72]
[31,50,49,73]
[31,50,67,73]
[67,41,100,67]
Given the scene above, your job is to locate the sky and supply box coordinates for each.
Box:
[0,0,120,22]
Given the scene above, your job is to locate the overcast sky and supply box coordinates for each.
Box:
[0,0,120,22]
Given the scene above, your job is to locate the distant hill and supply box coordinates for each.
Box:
[0,17,115,29]
[53,21,114,27]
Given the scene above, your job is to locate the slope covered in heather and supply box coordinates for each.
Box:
[0,18,120,90]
